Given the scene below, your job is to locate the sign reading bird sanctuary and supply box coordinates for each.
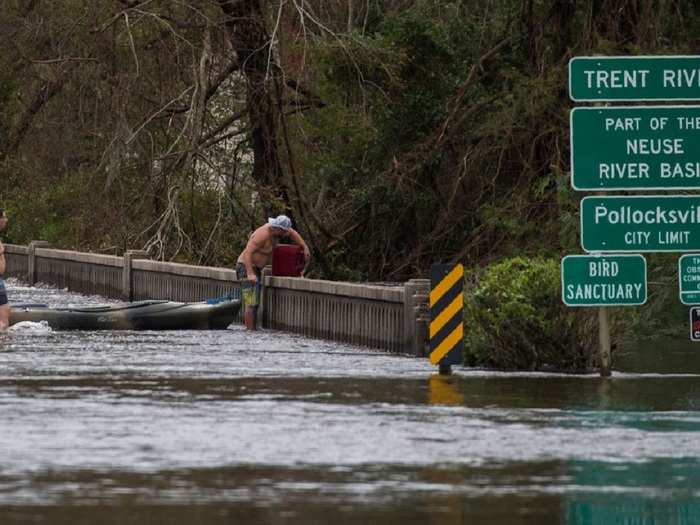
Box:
[569,56,700,101]
[571,106,700,190]
[580,195,700,252]
[561,255,647,306]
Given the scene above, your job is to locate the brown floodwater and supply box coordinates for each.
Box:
[2,279,700,524]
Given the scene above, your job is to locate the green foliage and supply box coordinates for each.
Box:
[625,253,689,340]
[2,172,91,247]
[464,256,597,371]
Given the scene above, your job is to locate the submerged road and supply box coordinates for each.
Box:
[1,279,700,524]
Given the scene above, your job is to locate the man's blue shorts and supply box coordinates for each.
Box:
[0,279,7,306]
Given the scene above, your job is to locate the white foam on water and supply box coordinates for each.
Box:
[7,320,53,333]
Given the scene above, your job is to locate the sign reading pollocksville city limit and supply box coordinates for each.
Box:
[571,106,700,190]
[561,255,647,307]
[581,196,700,252]
[570,56,700,101]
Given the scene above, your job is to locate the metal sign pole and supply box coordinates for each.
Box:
[598,306,612,377]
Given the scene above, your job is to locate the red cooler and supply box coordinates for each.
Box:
[272,244,305,277]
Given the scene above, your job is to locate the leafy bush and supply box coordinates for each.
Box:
[464,256,597,371]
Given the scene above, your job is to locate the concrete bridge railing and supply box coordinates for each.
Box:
[3,243,430,356]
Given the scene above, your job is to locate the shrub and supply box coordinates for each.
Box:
[464,256,597,371]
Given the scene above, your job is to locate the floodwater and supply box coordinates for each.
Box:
[1,280,700,524]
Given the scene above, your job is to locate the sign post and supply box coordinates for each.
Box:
[562,254,647,377]
[598,307,612,377]
[567,54,700,373]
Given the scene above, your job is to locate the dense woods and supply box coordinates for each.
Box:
[1,0,699,282]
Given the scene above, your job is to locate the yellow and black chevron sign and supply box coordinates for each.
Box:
[429,263,464,366]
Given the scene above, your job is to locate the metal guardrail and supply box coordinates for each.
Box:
[3,242,429,355]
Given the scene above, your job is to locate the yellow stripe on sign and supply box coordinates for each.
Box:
[430,292,463,338]
[429,323,463,365]
[429,264,464,306]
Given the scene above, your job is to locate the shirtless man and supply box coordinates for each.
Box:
[236,215,310,330]
[0,209,9,330]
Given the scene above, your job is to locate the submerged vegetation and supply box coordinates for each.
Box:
[464,257,598,370]
[1,1,699,368]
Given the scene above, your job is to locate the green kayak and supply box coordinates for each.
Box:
[9,299,241,330]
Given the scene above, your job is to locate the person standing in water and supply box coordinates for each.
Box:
[0,209,9,330]
[236,215,310,330]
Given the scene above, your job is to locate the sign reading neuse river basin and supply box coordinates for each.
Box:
[571,106,700,190]
[562,255,647,306]
[581,196,700,252]
[569,56,700,101]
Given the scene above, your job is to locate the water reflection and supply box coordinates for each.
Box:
[428,374,464,406]
[566,460,700,525]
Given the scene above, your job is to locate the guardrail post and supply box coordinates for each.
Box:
[27,241,50,285]
[404,278,430,356]
[404,280,417,354]
[123,250,149,301]
[260,265,272,329]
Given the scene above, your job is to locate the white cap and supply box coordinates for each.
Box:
[268,215,292,230]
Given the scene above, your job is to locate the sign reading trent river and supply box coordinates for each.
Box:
[561,255,647,307]
[569,56,700,101]
[581,196,700,252]
[571,106,700,190]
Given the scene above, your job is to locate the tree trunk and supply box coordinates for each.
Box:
[216,0,289,215]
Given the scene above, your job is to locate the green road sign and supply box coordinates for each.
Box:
[571,106,700,190]
[561,255,647,306]
[679,254,700,305]
[581,195,700,253]
[569,56,700,101]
